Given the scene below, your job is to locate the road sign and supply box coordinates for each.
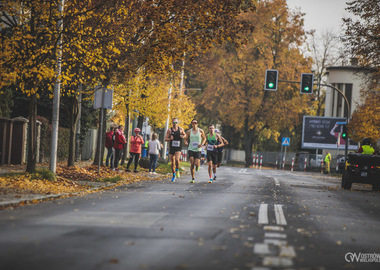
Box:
[282,137,290,146]
[94,86,113,109]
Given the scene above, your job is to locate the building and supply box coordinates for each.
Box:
[323,59,376,159]
[325,58,375,119]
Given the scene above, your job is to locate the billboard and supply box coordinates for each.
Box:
[302,116,358,150]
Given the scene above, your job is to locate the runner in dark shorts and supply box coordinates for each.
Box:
[165,118,186,182]
[206,125,224,183]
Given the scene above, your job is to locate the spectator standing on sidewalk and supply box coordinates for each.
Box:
[126,128,144,172]
[324,151,332,174]
[113,125,126,171]
[105,126,115,168]
[148,133,161,174]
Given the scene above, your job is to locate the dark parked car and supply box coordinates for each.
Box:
[342,153,380,190]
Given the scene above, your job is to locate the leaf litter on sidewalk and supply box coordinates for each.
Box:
[0,163,165,207]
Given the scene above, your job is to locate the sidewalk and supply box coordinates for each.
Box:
[0,162,167,209]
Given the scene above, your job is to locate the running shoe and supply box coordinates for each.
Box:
[190,179,195,184]
[176,170,180,178]
[213,175,217,181]
[171,173,176,182]
[208,178,213,183]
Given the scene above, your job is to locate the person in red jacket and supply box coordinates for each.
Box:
[126,127,144,172]
[105,126,115,168]
[113,125,126,171]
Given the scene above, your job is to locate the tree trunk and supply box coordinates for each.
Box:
[67,95,79,167]
[121,114,130,165]
[93,109,102,166]
[137,114,144,130]
[243,116,254,168]
[93,108,107,166]
[26,94,37,173]
[75,84,82,161]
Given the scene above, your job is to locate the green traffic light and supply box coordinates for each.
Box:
[304,87,309,91]
[269,83,274,88]
[342,133,347,138]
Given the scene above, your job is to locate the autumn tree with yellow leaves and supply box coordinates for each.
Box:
[195,0,313,166]
[343,0,380,146]
[1,0,251,171]
[1,1,63,172]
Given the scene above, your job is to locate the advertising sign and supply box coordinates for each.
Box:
[302,116,358,150]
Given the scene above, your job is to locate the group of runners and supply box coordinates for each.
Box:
[165,118,228,183]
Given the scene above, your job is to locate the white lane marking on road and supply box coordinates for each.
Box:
[258,204,269,225]
[262,256,293,267]
[251,267,270,270]
[239,168,247,173]
[264,239,288,246]
[253,243,271,255]
[279,245,296,258]
[273,177,280,186]
[264,232,287,239]
[263,225,284,231]
[274,204,287,226]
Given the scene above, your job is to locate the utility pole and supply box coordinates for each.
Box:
[163,84,172,160]
[49,0,65,173]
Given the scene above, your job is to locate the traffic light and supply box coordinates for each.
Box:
[300,73,314,94]
[265,69,278,91]
[341,125,348,139]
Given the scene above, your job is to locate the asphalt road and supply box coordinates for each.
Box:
[1,166,380,270]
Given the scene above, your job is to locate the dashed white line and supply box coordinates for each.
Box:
[279,245,296,258]
[258,204,268,225]
[273,177,280,186]
[264,238,288,246]
[263,225,284,231]
[264,232,287,239]
[274,204,287,226]
[262,256,293,267]
[253,243,271,255]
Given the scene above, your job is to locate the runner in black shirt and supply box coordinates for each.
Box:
[165,118,186,182]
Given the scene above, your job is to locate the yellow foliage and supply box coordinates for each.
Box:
[198,0,313,142]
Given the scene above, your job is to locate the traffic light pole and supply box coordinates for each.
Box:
[319,84,350,164]
[278,80,351,162]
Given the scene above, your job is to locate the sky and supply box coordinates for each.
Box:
[286,0,352,35]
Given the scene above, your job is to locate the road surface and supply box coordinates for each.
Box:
[1,166,380,270]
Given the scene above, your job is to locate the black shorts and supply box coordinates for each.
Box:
[188,150,201,160]
[169,147,182,155]
[207,151,218,164]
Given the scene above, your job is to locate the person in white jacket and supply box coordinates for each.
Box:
[148,133,162,174]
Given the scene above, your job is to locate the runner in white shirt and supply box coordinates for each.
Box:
[184,119,206,183]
